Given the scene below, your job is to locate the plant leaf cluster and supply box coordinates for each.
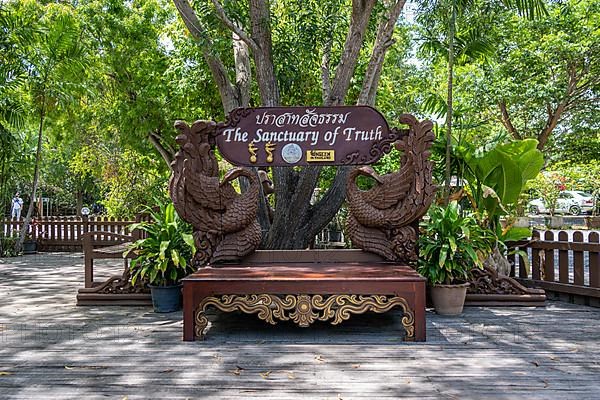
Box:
[418,201,496,285]
[126,201,196,287]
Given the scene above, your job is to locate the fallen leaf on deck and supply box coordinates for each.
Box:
[351,364,360,369]
[287,372,295,380]
[532,361,540,367]
[549,356,559,361]
[161,369,174,373]
[0,372,12,376]
[314,355,325,363]
[337,394,343,400]
[260,370,271,379]
[543,379,549,388]
[229,367,244,376]
[64,366,73,370]
[406,378,411,384]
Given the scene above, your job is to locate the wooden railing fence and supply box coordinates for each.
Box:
[509,230,600,306]
[1,216,137,251]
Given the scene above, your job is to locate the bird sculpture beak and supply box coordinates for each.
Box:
[357,166,383,184]
[222,167,249,184]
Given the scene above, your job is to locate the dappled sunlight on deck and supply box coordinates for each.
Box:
[1,253,599,399]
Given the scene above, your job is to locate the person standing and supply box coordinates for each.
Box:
[11,192,23,220]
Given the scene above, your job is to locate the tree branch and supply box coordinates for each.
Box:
[233,31,252,107]
[537,65,579,150]
[148,131,174,168]
[321,34,333,104]
[327,0,377,106]
[172,0,239,113]
[358,0,406,105]
[498,100,521,140]
[210,0,260,53]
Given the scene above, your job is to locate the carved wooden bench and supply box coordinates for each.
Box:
[170,110,435,341]
[77,231,150,305]
[182,250,426,341]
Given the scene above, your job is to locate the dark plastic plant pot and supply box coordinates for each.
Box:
[148,284,182,313]
[23,240,37,255]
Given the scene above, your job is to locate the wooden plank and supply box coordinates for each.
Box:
[51,216,57,241]
[518,248,528,279]
[519,279,600,298]
[590,232,600,288]
[70,216,76,241]
[573,231,584,286]
[531,230,541,280]
[5,245,600,399]
[507,251,516,277]
[558,231,569,283]
[543,231,555,282]
[529,241,600,252]
[245,249,384,263]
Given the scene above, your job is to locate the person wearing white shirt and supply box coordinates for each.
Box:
[11,192,23,220]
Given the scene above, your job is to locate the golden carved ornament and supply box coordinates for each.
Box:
[194,294,415,340]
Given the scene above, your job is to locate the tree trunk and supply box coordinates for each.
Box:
[0,148,8,219]
[444,1,456,205]
[173,0,400,250]
[172,0,239,114]
[327,0,377,105]
[249,0,280,106]
[76,190,84,217]
[358,0,406,105]
[16,101,45,253]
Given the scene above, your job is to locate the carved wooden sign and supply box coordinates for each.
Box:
[216,106,395,166]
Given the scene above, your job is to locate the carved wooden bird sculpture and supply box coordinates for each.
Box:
[345,114,436,262]
[169,121,261,265]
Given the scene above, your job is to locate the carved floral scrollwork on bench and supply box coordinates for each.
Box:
[194,294,415,340]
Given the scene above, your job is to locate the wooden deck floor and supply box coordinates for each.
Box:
[1,253,599,399]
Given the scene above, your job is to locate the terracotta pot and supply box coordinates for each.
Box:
[430,283,470,315]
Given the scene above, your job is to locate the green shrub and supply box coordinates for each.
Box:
[126,201,196,286]
[418,201,496,285]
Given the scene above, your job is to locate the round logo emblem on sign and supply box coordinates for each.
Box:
[281,143,302,164]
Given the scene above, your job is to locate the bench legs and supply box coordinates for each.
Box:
[188,294,423,341]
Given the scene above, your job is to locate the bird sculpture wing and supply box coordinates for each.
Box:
[359,160,414,210]
[387,114,436,226]
[345,114,436,262]
[169,119,262,265]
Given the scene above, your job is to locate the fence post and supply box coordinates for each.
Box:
[590,232,599,288]
[82,215,89,235]
[544,231,555,282]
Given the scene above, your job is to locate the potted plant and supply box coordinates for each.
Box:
[22,230,38,254]
[418,201,495,315]
[126,202,196,313]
